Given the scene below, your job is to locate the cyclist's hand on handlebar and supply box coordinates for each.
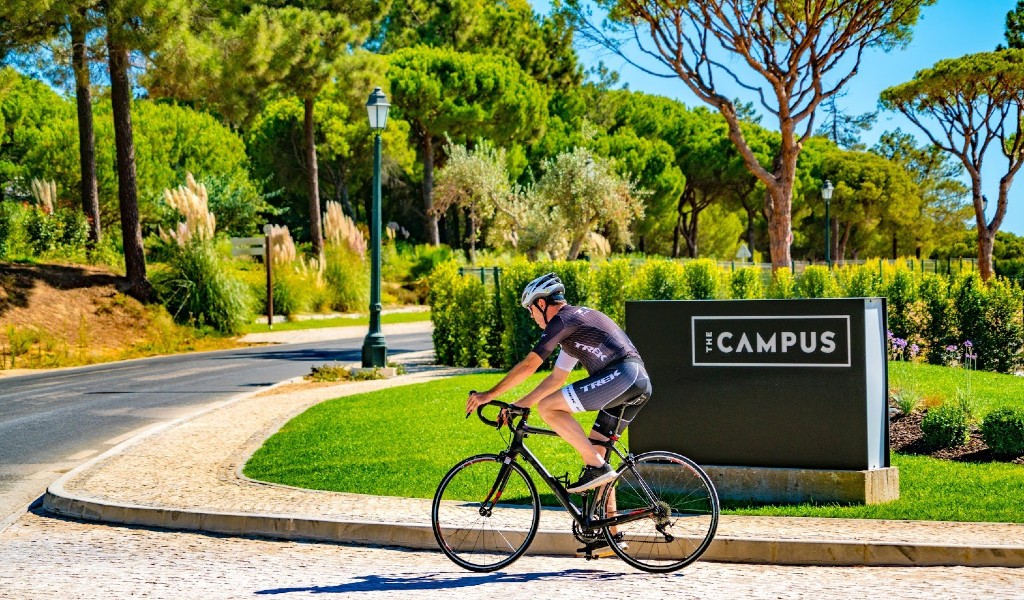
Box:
[465,390,493,418]
[497,406,512,427]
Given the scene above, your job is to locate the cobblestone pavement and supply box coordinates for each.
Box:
[1,511,1022,600]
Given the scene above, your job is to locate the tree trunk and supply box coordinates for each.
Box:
[764,184,793,272]
[977,228,995,281]
[106,30,151,301]
[566,219,597,260]
[421,134,440,245]
[672,192,684,258]
[72,14,100,249]
[304,97,323,262]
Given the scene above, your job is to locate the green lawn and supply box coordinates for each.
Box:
[244,364,1024,523]
[241,309,430,334]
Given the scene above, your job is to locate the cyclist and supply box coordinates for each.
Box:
[465,272,652,496]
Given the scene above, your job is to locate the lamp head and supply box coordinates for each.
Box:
[366,87,390,131]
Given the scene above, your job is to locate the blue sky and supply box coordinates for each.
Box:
[530,1,1023,234]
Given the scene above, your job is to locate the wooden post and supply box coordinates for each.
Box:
[266,223,274,327]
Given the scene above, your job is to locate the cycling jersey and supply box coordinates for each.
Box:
[531,304,642,375]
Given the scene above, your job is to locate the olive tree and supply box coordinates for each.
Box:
[534,146,646,260]
[433,138,512,263]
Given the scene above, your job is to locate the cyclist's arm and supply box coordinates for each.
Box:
[465,352,544,415]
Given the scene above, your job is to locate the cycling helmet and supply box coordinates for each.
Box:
[521,272,565,309]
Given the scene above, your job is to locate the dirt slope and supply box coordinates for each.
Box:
[0,262,160,370]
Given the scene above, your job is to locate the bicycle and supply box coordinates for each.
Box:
[431,398,719,573]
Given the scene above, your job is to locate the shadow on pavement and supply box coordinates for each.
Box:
[255,568,645,594]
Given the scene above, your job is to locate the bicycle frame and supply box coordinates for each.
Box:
[489,415,662,533]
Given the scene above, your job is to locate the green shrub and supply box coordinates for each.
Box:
[918,273,957,365]
[24,208,60,255]
[153,241,254,334]
[496,260,556,368]
[410,244,455,280]
[55,207,88,250]
[890,383,923,416]
[635,258,685,300]
[981,407,1024,455]
[884,268,918,341]
[837,263,880,297]
[323,244,369,312]
[952,272,987,363]
[271,272,312,317]
[767,268,796,299]
[921,401,971,450]
[682,259,721,299]
[593,258,633,326]
[729,267,764,299]
[979,278,1024,374]
[0,201,21,258]
[796,265,838,298]
[427,261,496,367]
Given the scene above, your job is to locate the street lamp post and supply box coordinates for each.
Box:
[822,180,834,269]
[362,87,390,368]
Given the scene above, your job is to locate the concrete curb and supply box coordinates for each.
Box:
[43,480,1024,568]
[40,355,1024,568]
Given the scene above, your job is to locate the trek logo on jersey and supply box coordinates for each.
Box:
[573,342,608,361]
[581,369,621,392]
[691,315,851,367]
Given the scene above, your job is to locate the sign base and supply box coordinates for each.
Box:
[703,465,899,505]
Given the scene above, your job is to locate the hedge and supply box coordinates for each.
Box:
[428,258,1024,372]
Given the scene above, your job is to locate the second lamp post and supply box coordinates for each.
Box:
[362,87,390,368]
[822,180,834,269]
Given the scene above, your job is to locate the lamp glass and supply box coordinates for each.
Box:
[366,87,390,131]
[822,180,834,201]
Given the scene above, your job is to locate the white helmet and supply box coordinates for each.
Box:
[521,272,565,309]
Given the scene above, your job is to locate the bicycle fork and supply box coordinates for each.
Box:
[477,453,518,517]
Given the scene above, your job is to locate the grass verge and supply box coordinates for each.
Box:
[241,309,430,334]
[244,365,1024,522]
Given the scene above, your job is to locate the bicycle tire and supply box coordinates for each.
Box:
[431,454,540,572]
[598,451,719,573]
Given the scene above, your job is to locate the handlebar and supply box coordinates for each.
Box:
[468,391,529,429]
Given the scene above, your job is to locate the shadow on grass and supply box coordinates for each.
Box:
[255,568,640,594]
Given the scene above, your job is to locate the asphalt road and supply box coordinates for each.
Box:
[0,329,432,527]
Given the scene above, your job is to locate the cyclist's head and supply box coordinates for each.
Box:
[521,272,566,314]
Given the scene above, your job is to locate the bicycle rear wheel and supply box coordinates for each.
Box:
[600,451,719,573]
[431,454,540,572]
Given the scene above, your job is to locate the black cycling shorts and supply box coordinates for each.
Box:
[560,360,651,437]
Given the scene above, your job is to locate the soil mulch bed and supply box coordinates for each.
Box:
[890,408,1024,465]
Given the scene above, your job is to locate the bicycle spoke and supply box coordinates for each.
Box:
[432,455,540,572]
[601,451,719,573]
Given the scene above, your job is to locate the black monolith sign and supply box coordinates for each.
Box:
[625,298,888,471]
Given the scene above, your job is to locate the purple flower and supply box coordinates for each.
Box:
[910,344,920,357]
[963,340,973,348]
[966,353,978,360]
[945,345,958,353]
[887,330,894,340]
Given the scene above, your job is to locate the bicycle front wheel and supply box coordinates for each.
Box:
[431,454,540,572]
[600,451,719,573]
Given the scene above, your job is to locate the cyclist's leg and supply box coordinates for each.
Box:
[584,366,651,531]
[540,361,648,468]
[535,393,606,467]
